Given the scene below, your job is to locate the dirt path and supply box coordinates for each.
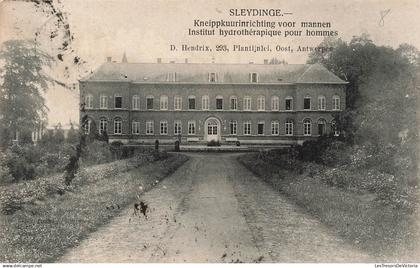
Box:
[59,153,374,263]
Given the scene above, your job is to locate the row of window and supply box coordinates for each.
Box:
[84,94,341,111]
[164,72,258,83]
[85,118,338,137]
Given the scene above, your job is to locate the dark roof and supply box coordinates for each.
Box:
[82,62,347,84]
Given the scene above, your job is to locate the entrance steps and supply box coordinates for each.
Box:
[179,144,290,152]
[123,143,291,152]
[180,145,250,152]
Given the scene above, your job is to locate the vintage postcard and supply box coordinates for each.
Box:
[0,0,419,266]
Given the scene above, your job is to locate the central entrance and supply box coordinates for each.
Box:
[205,117,221,142]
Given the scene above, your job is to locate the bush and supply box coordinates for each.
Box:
[241,144,418,212]
[121,146,137,158]
[110,141,124,159]
[81,140,114,166]
[0,152,13,184]
[132,149,169,163]
[298,136,340,163]
[0,137,126,184]
[320,140,350,167]
[207,140,220,147]
[152,150,168,161]
[3,144,39,181]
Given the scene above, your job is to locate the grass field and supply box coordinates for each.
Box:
[238,153,419,261]
[0,153,188,262]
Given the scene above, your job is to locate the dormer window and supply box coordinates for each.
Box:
[250,72,258,83]
[209,72,217,82]
[167,72,177,82]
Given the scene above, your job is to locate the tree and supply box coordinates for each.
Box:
[54,122,65,144]
[307,35,377,110]
[308,35,418,145]
[64,114,88,186]
[39,129,55,146]
[396,43,420,67]
[87,120,99,141]
[99,130,109,144]
[0,40,53,148]
[268,57,287,64]
[66,122,79,144]
[309,35,419,181]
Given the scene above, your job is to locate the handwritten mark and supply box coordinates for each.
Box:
[133,201,149,219]
[379,9,391,26]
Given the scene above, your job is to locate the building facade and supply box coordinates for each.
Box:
[79,58,346,145]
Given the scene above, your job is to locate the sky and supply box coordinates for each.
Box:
[0,0,420,127]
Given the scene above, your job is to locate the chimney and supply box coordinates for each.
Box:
[264,59,269,64]
[157,58,162,63]
[185,58,188,63]
[106,56,112,62]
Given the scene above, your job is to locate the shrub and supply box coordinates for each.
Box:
[348,145,373,168]
[298,136,341,163]
[81,140,114,166]
[207,140,220,147]
[110,141,123,147]
[110,141,124,159]
[121,146,136,158]
[133,149,169,163]
[1,143,71,182]
[0,152,13,184]
[321,167,356,189]
[152,150,168,161]
[1,137,123,184]
[320,140,350,167]
[3,145,39,181]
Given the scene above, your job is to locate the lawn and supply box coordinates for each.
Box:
[0,152,188,262]
[238,152,419,261]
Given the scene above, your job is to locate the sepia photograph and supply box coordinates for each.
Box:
[0,0,419,266]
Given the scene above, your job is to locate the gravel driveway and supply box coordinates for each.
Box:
[60,153,374,263]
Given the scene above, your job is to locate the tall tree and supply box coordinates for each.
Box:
[66,122,79,144]
[54,122,65,144]
[0,40,53,147]
[307,34,376,110]
[396,43,420,67]
[269,58,287,64]
[308,35,418,146]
